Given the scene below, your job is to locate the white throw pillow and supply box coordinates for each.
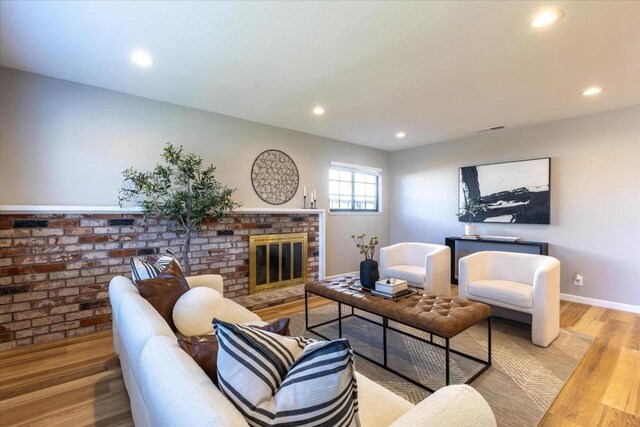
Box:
[215,319,360,426]
[173,287,226,336]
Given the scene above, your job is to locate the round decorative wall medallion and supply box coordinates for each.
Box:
[251,150,299,205]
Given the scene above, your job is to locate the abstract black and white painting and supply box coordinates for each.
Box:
[459,158,550,224]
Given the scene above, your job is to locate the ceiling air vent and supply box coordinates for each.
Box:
[476,125,506,133]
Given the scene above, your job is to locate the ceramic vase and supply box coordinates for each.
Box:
[360,259,379,289]
[465,223,477,236]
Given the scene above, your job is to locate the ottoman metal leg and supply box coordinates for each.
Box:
[304,291,309,330]
[488,316,492,364]
[445,338,450,385]
[383,317,388,367]
[338,302,342,338]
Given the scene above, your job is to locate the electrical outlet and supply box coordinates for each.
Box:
[573,274,584,286]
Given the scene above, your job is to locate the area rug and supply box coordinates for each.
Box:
[288,304,594,427]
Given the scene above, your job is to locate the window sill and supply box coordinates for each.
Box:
[328,211,383,216]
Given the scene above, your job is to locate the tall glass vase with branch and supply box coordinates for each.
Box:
[119,143,241,276]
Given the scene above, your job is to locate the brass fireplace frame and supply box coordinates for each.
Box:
[249,233,308,294]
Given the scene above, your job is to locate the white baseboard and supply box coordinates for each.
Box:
[560,293,640,314]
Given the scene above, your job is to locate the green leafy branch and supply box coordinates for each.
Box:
[118,143,241,274]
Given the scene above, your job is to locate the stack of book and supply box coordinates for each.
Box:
[372,278,413,299]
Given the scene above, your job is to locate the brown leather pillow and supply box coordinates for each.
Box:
[134,260,190,330]
[178,317,291,384]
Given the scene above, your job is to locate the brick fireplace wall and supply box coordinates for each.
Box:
[0,212,320,351]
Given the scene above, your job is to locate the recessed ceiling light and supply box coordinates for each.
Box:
[395,132,406,139]
[312,106,325,116]
[530,10,564,28]
[582,86,602,96]
[131,51,155,67]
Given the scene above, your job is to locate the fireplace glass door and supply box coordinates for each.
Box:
[250,233,308,294]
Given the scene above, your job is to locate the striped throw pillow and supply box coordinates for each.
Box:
[130,249,181,283]
[214,319,360,427]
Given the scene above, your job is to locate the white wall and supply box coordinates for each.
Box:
[390,105,640,306]
[3,67,639,306]
[0,68,390,275]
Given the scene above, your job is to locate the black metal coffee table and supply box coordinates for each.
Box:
[305,275,492,392]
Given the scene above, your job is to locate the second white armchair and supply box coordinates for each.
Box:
[380,242,451,295]
[458,251,561,347]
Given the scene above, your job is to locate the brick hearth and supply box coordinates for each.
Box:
[0,211,320,350]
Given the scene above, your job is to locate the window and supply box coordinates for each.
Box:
[329,162,381,212]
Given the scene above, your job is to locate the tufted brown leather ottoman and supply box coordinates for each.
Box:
[305,276,492,391]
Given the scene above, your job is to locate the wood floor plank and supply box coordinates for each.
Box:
[559,301,591,328]
[625,315,640,351]
[0,369,122,426]
[538,411,585,427]
[597,405,640,427]
[254,295,331,320]
[531,306,639,427]
[0,331,112,360]
[0,345,113,383]
[570,305,608,337]
[0,296,638,426]
[25,387,132,427]
[562,319,628,426]
[0,347,116,400]
[601,347,640,417]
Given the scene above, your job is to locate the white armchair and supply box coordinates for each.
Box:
[380,242,451,295]
[459,251,561,347]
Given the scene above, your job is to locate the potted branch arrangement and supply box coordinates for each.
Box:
[457,197,483,237]
[351,234,379,289]
[119,143,241,276]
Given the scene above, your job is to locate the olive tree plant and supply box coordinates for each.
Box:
[119,143,240,275]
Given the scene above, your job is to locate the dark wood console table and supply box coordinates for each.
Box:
[445,236,548,284]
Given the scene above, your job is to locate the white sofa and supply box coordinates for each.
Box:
[380,242,451,295]
[458,251,561,347]
[109,273,496,426]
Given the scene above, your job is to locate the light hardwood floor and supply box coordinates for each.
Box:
[0,295,638,427]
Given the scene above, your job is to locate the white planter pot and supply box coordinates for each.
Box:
[464,224,477,236]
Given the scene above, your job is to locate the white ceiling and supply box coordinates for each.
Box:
[1,1,639,151]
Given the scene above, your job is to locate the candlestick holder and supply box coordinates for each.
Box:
[303,195,307,209]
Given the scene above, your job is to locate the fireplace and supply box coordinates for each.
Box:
[0,207,324,350]
[249,233,308,294]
